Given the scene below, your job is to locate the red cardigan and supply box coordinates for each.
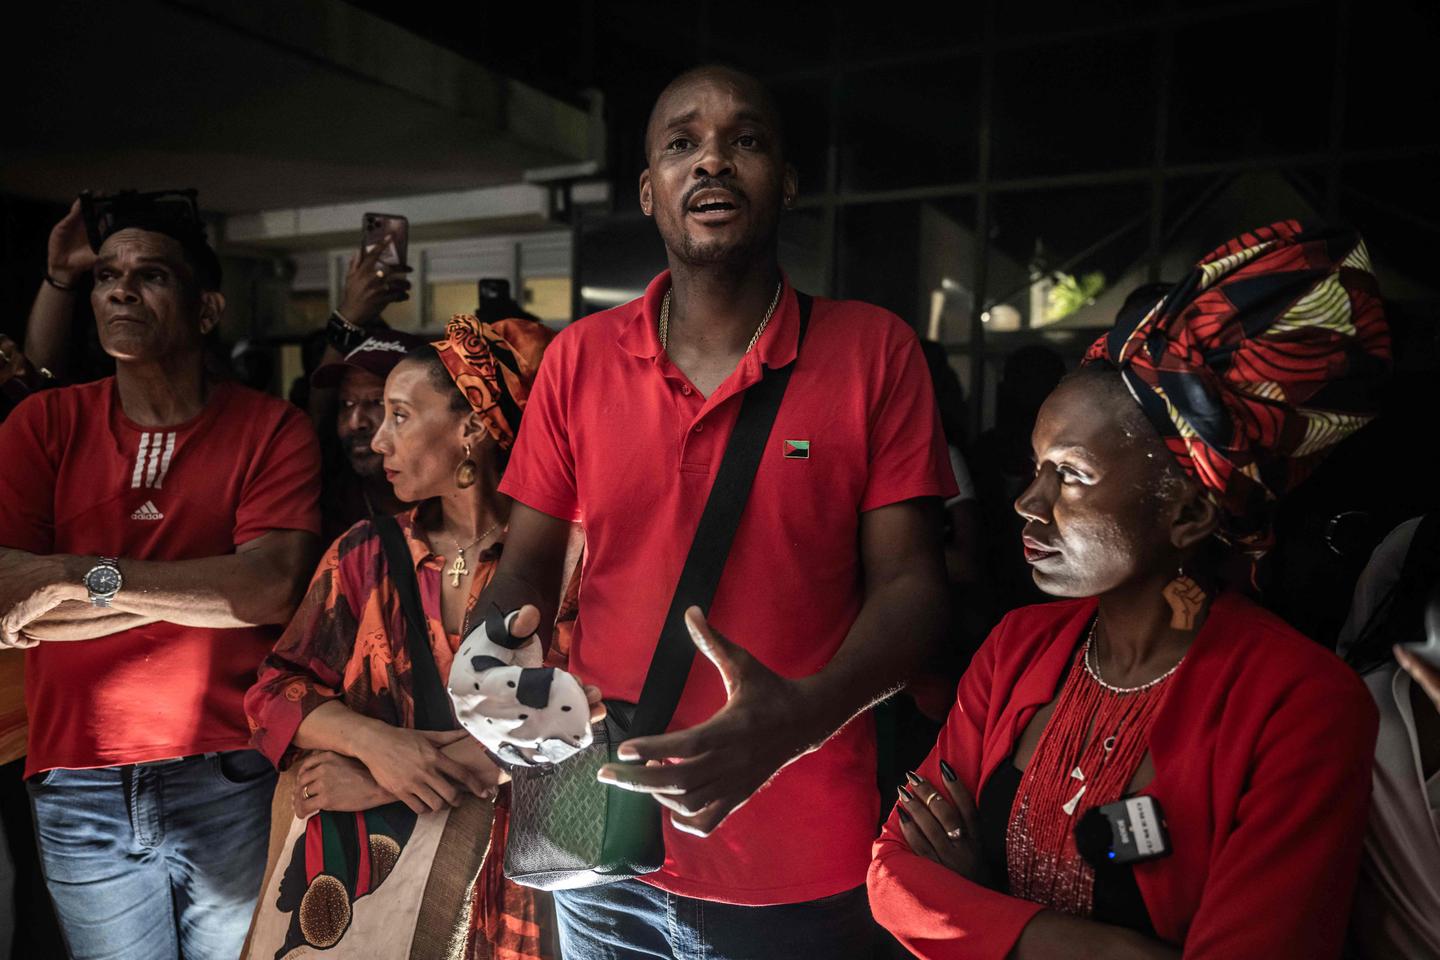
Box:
[868,591,1378,959]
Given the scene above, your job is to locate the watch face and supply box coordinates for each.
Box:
[86,566,121,596]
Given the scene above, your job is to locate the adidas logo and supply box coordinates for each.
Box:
[130,500,164,521]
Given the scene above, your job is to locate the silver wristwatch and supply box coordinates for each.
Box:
[83,557,122,608]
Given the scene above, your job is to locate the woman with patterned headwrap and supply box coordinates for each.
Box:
[245,315,596,959]
[867,221,1390,960]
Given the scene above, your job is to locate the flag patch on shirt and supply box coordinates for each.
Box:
[783,440,810,459]
[130,500,164,521]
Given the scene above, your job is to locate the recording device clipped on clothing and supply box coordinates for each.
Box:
[1074,795,1172,867]
[447,603,593,767]
[361,212,408,270]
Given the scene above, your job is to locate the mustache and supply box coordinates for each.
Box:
[682,177,747,209]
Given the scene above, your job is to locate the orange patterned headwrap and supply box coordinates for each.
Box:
[431,315,555,451]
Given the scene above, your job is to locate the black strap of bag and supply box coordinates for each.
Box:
[375,514,458,732]
[629,291,813,739]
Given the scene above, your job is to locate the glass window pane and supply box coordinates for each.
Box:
[994,0,1156,37]
[1345,0,1440,149]
[522,277,573,324]
[576,214,666,316]
[429,281,476,329]
[986,183,1150,332]
[839,58,981,191]
[837,198,979,344]
[990,34,1155,177]
[779,208,828,296]
[771,79,831,199]
[377,283,421,332]
[1168,6,1335,164]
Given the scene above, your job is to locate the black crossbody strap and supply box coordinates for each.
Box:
[375,514,458,731]
[630,292,813,738]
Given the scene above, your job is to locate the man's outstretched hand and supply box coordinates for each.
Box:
[595,606,822,838]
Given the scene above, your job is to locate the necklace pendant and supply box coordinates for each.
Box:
[1061,766,1086,815]
[447,553,467,588]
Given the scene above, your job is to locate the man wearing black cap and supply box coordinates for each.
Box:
[0,197,322,959]
[312,329,424,540]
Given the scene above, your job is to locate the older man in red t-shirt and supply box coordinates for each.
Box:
[0,202,320,960]
[479,66,954,958]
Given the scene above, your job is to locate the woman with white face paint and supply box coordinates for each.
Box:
[869,221,1392,960]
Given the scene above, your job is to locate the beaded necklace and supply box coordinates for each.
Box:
[1005,619,1183,917]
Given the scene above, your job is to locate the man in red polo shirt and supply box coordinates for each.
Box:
[483,66,954,957]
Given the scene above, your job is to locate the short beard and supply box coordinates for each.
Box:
[343,434,383,479]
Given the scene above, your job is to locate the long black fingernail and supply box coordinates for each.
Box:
[905,770,923,787]
[939,760,957,782]
[898,784,914,802]
[898,807,912,824]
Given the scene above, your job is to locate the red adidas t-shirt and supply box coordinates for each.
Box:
[0,378,321,776]
[500,272,956,904]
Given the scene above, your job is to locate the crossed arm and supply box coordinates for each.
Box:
[0,529,319,647]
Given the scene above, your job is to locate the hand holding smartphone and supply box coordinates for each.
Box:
[361,212,408,271]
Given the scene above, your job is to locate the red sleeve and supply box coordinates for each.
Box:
[861,330,959,512]
[868,616,1046,960]
[234,402,322,545]
[0,394,57,553]
[497,337,580,522]
[244,533,358,767]
[1180,670,1378,959]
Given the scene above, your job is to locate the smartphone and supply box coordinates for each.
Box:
[361,213,408,270]
[80,189,202,251]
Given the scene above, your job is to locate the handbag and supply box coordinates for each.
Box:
[505,292,813,891]
[244,515,491,960]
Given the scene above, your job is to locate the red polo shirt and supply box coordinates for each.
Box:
[500,271,956,904]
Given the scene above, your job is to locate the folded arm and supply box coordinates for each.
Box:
[2,530,318,647]
[867,617,1178,960]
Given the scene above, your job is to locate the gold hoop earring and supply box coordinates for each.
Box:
[455,442,478,489]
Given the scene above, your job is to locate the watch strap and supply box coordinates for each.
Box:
[325,311,368,354]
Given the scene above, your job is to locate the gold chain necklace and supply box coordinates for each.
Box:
[659,280,783,354]
[441,519,503,588]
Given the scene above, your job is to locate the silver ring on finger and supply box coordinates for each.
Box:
[946,825,964,840]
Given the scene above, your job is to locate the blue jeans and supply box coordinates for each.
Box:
[28,750,275,960]
[553,879,879,960]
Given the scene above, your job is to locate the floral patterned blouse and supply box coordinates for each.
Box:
[246,506,570,960]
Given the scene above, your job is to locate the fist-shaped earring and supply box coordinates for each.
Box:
[1162,564,1207,631]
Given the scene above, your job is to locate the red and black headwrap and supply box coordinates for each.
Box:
[1083,219,1390,557]
[432,315,555,451]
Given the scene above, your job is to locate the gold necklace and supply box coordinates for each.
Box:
[659,280,783,354]
[442,519,503,588]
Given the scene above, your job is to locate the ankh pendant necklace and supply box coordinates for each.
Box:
[443,520,503,588]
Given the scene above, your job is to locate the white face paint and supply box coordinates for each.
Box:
[446,608,594,765]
